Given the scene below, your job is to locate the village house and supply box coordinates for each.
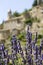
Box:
[0,10,30,41]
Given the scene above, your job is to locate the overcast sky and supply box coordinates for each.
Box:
[0,0,34,24]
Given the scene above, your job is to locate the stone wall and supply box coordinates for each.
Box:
[3,15,25,31]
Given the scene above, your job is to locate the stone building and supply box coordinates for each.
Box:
[0,10,30,41]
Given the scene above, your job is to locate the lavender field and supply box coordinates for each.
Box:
[0,26,43,65]
[0,0,43,65]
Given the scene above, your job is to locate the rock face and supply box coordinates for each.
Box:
[30,6,43,20]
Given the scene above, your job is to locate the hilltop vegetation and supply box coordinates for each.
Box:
[32,0,37,7]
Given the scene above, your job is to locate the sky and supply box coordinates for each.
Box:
[0,0,34,24]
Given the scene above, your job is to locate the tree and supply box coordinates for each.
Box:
[23,9,31,19]
[13,11,20,17]
[23,9,28,14]
[32,0,37,7]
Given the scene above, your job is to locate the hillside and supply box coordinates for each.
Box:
[0,5,42,53]
[29,6,43,34]
[0,5,43,41]
[0,1,43,65]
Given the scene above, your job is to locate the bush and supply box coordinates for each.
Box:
[38,34,43,39]
[33,17,40,23]
[22,9,28,14]
[24,18,33,26]
[17,32,26,41]
[13,11,20,17]
[29,8,32,11]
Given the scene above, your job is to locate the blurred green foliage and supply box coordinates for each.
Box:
[13,11,20,17]
[32,0,37,7]
[38,34,43,39]
[24,18,33,26]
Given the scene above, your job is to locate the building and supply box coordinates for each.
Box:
[0,10,30,41]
